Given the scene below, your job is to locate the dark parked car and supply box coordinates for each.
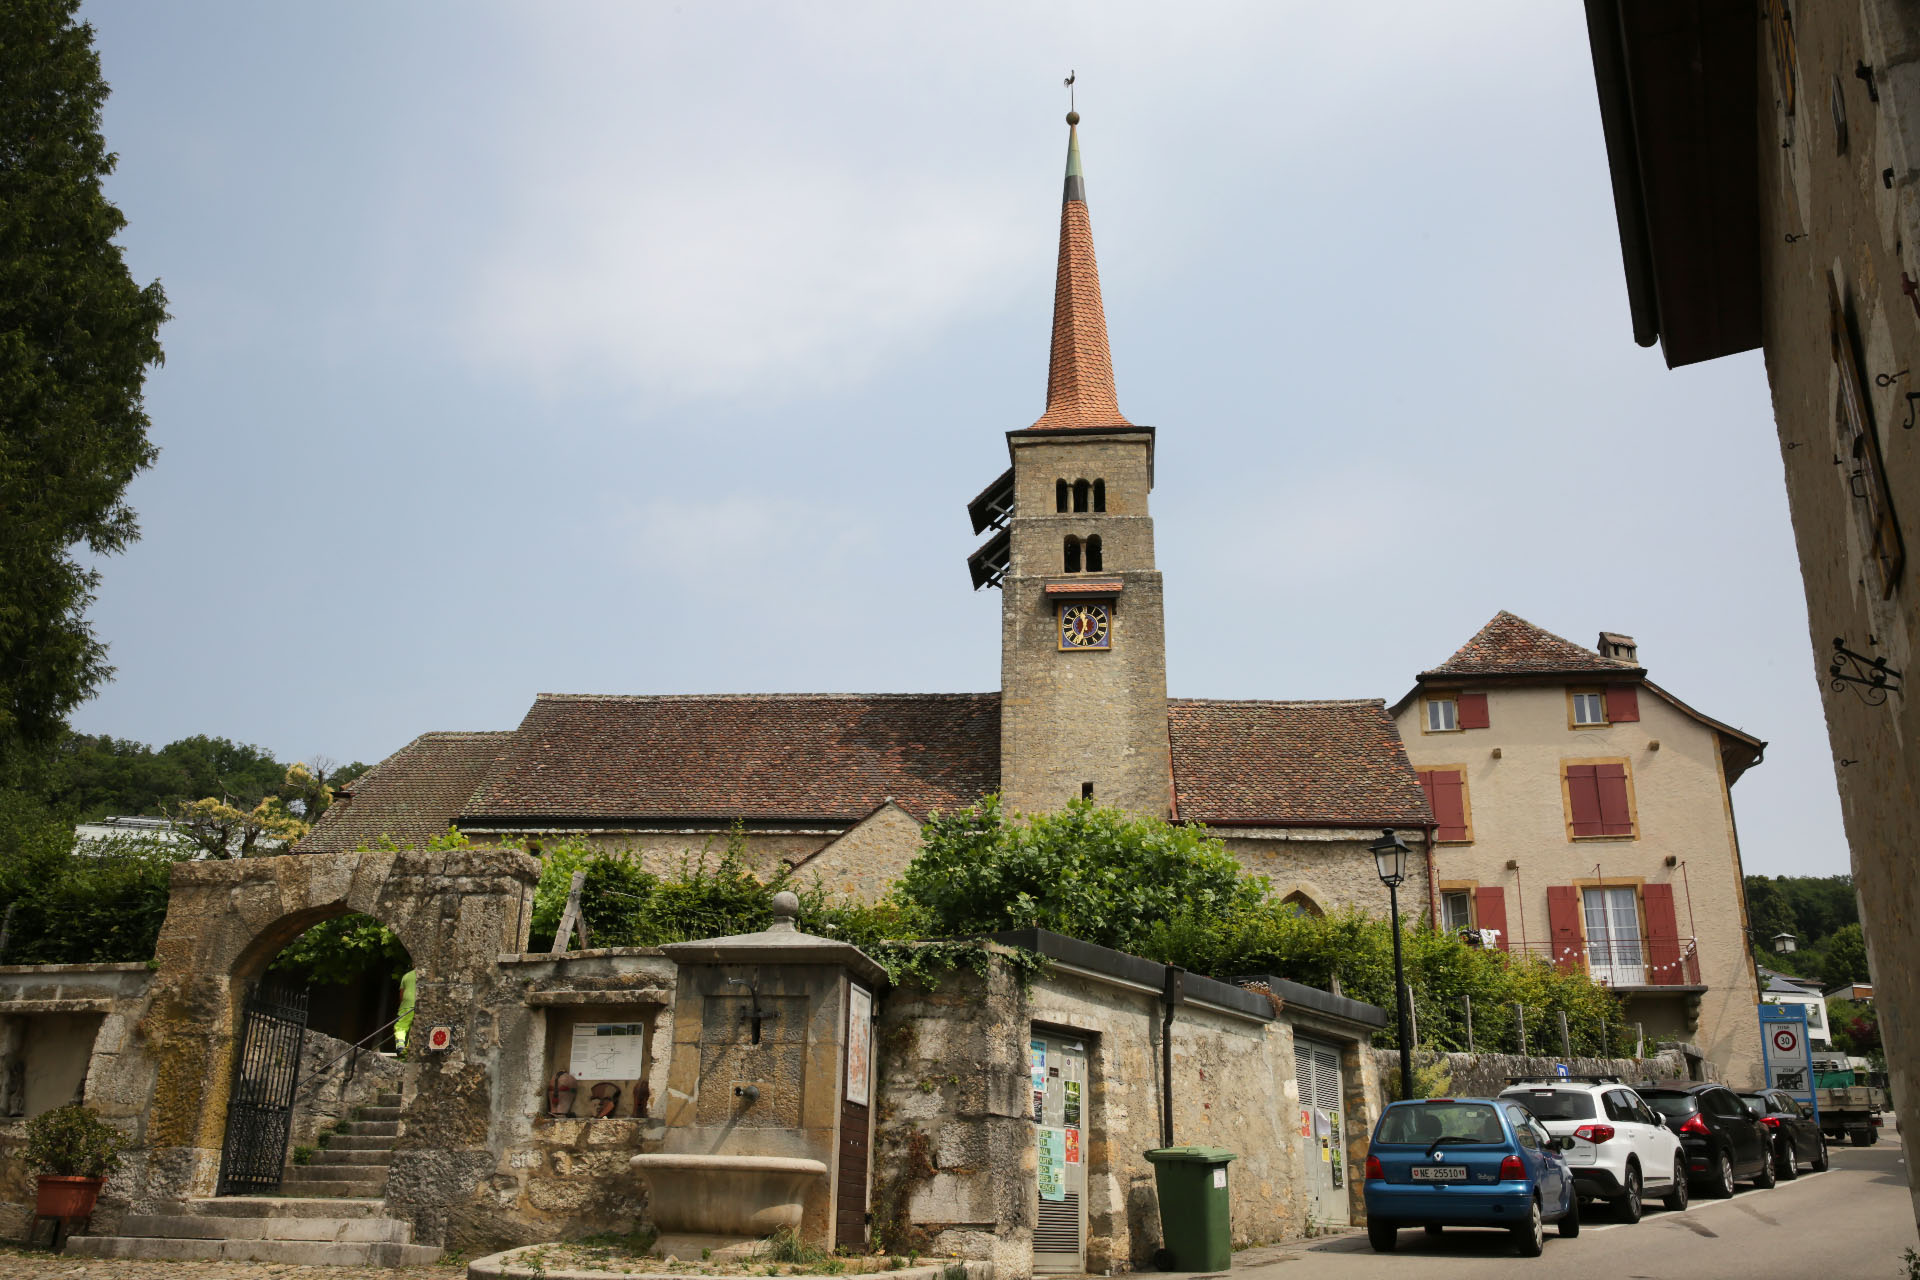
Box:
[1640,1082,1774,1198]
[1740,1089,1830,1179]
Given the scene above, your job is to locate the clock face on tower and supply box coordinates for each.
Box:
[1058,602,1111,650]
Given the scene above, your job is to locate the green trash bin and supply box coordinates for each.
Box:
[1144,1145,1236,1272]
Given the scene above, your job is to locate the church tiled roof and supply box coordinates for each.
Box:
[460,693,1003,824]
[298,731,512,854]
[299,693,1431,850]
[1422,610,1641,677]
[1169,698,1432,827]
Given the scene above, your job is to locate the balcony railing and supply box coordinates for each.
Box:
[1476,936,1702,987]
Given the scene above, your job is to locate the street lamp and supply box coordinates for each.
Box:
[1773,932,1798,954]
[1370,828,1414,1103]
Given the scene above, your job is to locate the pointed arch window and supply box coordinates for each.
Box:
[1056,479,1069,513]
[1085,535,1103,572]
[1073,479,1090,512]
[1093,479,1105,512]
[1063,536,1082,573]
[1281,891,1324,919]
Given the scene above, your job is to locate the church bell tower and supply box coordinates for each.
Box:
[966,111,1172,816]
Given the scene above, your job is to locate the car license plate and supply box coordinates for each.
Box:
[1412,1166,1468,1182]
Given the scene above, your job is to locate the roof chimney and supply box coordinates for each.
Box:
[1597,631,1639,664]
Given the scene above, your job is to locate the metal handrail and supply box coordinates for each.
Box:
[292,1015,399,1106]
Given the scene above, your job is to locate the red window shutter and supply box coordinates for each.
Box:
[1605,684,1640,723]
[1429,771,1469,842]
[1473,886,1508,951]
[1642,883,1682,986]
[1546,885,1584,973]
[1416,768,1437,818]
[1595,763,1634,835]
[1565,764,1603,837]
[1458,693,1490,730]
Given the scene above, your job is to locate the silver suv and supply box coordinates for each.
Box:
[1499,1077,1687,1223]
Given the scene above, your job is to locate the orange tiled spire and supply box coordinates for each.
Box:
[1031,111,1132,430]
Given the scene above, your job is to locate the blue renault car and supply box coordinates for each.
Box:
[1363,1097,1580,1256]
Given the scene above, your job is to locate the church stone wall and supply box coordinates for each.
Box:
[1221,830,1433,924]
[791,803,926,901]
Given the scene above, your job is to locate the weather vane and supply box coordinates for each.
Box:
[1064,71,1076,114]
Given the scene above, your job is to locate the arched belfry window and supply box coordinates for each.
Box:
[1056,479,1069,513]
[1085,535,1103,573]
[1063,536,1082,573]
[1093,479,1106,512]
[1073,479,1090,513]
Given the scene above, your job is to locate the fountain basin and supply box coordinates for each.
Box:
[629,1153,829,1245]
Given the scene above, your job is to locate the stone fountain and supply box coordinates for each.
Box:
[631,892,887,1257]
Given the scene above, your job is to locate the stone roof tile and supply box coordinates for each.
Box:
[1423,610,1641,677]
[1169,698,1432,827]
[296,731,512,853]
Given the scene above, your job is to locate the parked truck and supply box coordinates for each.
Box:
[1812,1055,1884,1146]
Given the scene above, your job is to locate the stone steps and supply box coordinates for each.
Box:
[174,1196,389,1220]
[279,1173,391,1198]
[67,1235,441,1266]
[308,1146,392,1166]
[72,1192,437,1267]
[324,1132,395,1152]
[119,1213,415,1243]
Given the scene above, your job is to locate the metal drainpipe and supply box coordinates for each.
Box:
[1425,823,1440,928]
[1160,966,1185,1148]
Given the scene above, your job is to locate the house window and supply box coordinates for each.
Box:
[1582,886,1645,985]
[1426,698,1458,732]
[1570,690,1607,726]
[1281,890,1323,918]
[1440,890,1473,933]
[1562,759,1636,839]
[1416,767,1472,843]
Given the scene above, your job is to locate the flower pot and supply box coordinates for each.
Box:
[34,1175,104,1219]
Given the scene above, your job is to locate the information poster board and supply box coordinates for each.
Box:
[1037,1126,1066,1201]
[846,985,873,1106]
[569,1022,646,1080]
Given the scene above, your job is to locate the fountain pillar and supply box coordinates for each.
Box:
[632,892,887,1257]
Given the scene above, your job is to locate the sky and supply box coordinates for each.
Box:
[70,1,1843,877]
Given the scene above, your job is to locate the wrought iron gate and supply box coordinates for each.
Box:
[216,982,309,1196]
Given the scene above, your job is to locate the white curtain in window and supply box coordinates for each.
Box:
[1583,886,1644,985]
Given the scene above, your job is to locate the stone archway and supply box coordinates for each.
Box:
[129,848,538,1243]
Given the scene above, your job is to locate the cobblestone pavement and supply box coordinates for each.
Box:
[0,1246,467,1279]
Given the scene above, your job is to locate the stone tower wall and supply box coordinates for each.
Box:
[1000,432,1171,816]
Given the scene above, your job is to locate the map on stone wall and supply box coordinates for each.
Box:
[570,1022,647,1080]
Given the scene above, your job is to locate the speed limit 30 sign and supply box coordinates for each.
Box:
[1772,1025,1801,1054]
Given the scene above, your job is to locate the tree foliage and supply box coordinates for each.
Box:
[898,800,1630,1053]
[0,0,169,768]
[0,790,176,964]
[268,913,410,986]
[1819,922,1871,987]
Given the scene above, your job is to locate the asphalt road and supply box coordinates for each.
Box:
[1244,1133,1917,1280]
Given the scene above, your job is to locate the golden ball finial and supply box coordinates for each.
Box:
[1066,110,1080,126]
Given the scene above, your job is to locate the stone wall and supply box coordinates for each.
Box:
[0,962,154,1239]
[1001,431,1173,817]
[1754,0,1920,1226]
[1360,1045,1715,1123]
[483,949,677,1247]
[872,945,1379,1279]
[288,1028,404,1153]
[1221,829,1434,923]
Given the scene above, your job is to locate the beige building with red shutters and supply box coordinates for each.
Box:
[1391,612,1767,1084]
